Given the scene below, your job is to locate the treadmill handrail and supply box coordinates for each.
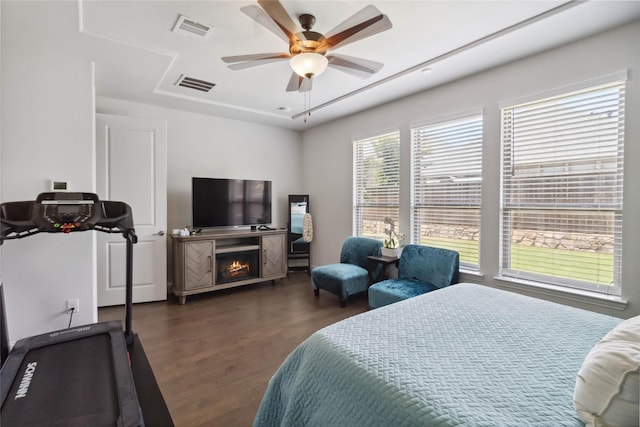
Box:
[1,196,138,244]
[0,193,138,346]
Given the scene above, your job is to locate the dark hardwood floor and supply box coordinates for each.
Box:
[98,272,369,427]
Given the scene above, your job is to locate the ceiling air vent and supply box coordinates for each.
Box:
[176,75,216,93]
[172,15,214,40]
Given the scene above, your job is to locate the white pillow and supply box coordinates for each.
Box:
[574,315,640,427]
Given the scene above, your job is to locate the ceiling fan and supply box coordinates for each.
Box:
[222,0,392,92]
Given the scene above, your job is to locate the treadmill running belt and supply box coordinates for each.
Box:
[1,321,143,427]
[3,335,117,426]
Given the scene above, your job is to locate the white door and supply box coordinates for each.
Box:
[96,113,167,306]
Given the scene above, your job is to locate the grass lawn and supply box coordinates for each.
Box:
[420,236,614,285]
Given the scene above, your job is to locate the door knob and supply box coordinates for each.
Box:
[154,230,165,236]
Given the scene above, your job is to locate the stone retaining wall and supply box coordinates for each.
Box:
[364,221,614,254]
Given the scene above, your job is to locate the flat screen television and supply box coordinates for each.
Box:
[192,177,272,228]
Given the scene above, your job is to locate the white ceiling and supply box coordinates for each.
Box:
[6,1,640,130]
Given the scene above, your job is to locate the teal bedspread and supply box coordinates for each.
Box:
[253,283,620,426]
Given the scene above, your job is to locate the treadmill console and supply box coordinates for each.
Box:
[34,192,101,233]
[1,192,135,243]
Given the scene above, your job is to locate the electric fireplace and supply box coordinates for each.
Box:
[216,251,259,284]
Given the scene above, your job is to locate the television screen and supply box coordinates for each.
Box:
[192,177,272,228]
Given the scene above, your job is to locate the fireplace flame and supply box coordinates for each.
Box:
[223,259,251,278]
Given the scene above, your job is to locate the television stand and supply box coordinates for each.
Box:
[171,228,286,304]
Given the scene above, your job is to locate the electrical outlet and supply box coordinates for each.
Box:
[66,299,79,313]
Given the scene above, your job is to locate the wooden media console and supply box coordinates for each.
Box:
[171,229,286,304]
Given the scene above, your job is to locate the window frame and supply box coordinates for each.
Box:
[352,129,401,241]
[499,77,626,296]
[410,113,484,270]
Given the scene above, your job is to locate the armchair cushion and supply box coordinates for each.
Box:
[339,237,381,269]
[398,245,460,287]
[368,279,439,309]
[369,245,459,308]
[311,264,370,300]
[311,237,383,306]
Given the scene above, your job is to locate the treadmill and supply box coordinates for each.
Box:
[0,192,173,426]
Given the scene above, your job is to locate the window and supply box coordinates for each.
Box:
[411,115,483,269]
[353,130,401,240]
[500,80,625,295]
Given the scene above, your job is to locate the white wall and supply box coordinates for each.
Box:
[96,97,304,284]
[302,21,640,318]
[96,98,303,232]
[1,43,96,341]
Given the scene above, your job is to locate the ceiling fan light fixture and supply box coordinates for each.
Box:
[290,53,328,79]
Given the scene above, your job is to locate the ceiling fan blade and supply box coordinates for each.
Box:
[324,5,381,37]
[321,5,392,51]
[228,58,289,70]
[299,77,312,93]
[257,0,304,43]
[327,54,383,78]
[223,53,289,70]
[240,5,289,44]
[285,72,312,93]
[286,72,302,92]
[222,52,290,64]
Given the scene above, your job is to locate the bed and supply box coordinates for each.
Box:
[253,283,628,426]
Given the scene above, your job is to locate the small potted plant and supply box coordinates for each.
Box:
[382,217,404,257]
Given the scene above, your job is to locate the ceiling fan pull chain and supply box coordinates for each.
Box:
[304,86,310,123]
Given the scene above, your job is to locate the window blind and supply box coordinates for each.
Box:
[411,115,483,268]
[500,80,625,295]
[353,131,400,240]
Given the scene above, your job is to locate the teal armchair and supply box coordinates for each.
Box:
[368,244,459,308]
[311,237,383,307]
